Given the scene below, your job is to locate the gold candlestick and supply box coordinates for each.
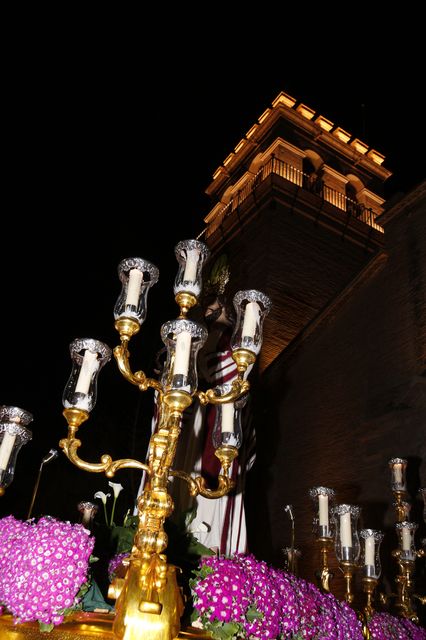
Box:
[309,487,336,593]
[332,503,361,604]
[339,560,357,604]
[314,536,334,593]
[362,575,378,618]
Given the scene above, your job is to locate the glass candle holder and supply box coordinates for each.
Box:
[0,406,33,493]
[360,529,384,578]
[389,457,408,492]
[62,338,112,413]
[231,290,272,355]
[160,319,207,395]
[173,239,210,298]
[309,486,336,539]
[211,382,248,449]
[395,521,418,561]
[77,501,99,529]
[114,257,159,326]
[332,504,361,563]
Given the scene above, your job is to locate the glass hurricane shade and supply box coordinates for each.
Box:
[331,504,361,563]
[395,521,418,561]
[359,529,384,578]
[231,290,272,356]
[160,319,207,395]
[309,486,336,538]
[0,406,33,491]
[62,338,112,413]
[173,239,210,298]
[388,457,408,492]
[211,382,248,449]
[114,257,159,326]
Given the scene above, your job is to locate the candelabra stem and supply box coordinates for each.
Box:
[339,560,356,604]
[315,537,334,593]
[362,576,378,619]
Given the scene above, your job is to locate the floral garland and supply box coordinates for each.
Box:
[0,515,95,631]
[190,553,426,640]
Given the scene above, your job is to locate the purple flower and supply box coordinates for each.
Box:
[0,515,94,628]
[108,552,130,582]
[368,612,426,639]
[190,552,362,639]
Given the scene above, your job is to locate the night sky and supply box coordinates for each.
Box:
[1,25,423,523]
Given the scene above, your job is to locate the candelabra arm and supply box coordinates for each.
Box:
[197,378,250,406]
[191,473,235,499]
[391,552,420,622]
[169,469,199,495]
[60,409,150,477]
[114,344,162,393]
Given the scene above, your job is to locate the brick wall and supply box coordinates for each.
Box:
[245,182,426,610]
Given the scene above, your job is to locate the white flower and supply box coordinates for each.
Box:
[108,482,124,499]
[188,520,210,534]
[94,491,111,505]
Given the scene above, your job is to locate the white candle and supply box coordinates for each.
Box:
[242,301,260,340]
[0,432,16,471]
[75,350,99,395]
[401,527,411,552]
[125,269,143,307]
[393,464,403,484]
[221,403,234,433]
[340,512,352,548]
[183,249,199,282]
[318,494,329,527]
[365,535,375,566]
[173,331,191,377]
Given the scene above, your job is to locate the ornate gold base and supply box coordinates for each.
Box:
[0,613,213,639]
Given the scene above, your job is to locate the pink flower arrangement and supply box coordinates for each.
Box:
[0,515,95,631]
[190,553,363,639]
[367,612,426,639]
[190,553,426,639]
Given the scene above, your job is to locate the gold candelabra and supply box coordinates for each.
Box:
[388,458,426,623]
[392,524,425,623]
[59,240,271,640]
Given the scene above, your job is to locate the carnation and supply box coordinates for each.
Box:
[0,515,95,630]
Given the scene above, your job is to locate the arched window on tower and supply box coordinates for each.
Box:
[303,150,324,195]
[345,175,365,217]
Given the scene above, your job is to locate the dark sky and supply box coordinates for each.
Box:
[1,25,424,520]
